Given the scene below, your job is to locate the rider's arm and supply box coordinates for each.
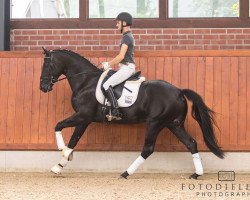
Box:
[108,44,128,67]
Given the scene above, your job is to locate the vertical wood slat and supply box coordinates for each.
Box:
[238,57,247,145]
[0,52,250,151]
[229,57,239,145]
[147,57,156,80]
[220,57,230,146]
[0,58,4,143]
[1,58,10,144]
[30,58,41,144]
[6,58,18,144]
[14,58,26,144]
[22,58,34,144]
[246,57,250,145]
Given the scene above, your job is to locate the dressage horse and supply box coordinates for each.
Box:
[40,48,224,179]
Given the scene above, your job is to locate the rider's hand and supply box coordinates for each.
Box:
[102,62,111,70]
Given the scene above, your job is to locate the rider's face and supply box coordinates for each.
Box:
[116,20,122,30]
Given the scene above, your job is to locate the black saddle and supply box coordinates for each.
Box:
[101,70,141,100]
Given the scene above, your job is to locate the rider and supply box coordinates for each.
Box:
[102,12,135,120]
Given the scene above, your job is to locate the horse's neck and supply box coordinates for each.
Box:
[65,57,91,74]
[64,57,101,92]
[68,73,101,94]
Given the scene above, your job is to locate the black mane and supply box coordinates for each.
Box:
[52,49,97,68]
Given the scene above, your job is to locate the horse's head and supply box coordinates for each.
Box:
[40,47,65,93]
[40,48,101,93]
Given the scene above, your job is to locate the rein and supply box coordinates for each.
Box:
[53,70,101,83]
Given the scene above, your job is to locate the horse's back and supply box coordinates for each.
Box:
[140,80,181,99]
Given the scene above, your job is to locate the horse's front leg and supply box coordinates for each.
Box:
[54,112,86,150]
[51,112,90,174]
[55,112,86,132]
[51,122,90,174]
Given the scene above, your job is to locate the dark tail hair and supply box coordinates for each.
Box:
[181,89,224,159]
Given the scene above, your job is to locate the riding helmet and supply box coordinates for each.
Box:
[115,12,133,26]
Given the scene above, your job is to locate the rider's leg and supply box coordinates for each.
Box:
[103,65,135,119]
[103,64,135,90]
[105,86,122,120]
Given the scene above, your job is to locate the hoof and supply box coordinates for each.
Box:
[189,173,201,179]
[120,171,129,179]
[51,164,63,174]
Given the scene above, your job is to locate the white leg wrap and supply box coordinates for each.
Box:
[62,147,74,161]
[192,153,204,175]
[59,157,68,167]
[50,157,68,174]
[51,164,63,174]
[55,131,65,150]
[127,155,145,175]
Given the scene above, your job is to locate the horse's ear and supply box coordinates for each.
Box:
[42,47,50,55]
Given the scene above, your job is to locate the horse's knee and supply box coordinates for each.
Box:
[141,144,155,159]
[187,139,197,154]
[55,122,64,132]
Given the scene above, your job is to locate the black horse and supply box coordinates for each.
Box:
[40,48,224,179]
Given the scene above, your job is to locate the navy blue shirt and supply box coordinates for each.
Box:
[120,31,135,64]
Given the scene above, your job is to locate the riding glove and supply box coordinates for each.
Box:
[102,62,111,70]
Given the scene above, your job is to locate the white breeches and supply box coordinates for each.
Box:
[103,63,135,90]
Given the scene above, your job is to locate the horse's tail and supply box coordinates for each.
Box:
[181,89,224,159]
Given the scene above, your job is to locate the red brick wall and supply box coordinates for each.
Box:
[10,28,250,51]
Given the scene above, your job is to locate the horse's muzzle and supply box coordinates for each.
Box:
[40,83,53,93]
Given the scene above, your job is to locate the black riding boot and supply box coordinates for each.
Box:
[105,86,122,120]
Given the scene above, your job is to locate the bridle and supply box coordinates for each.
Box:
[41,55,102,85]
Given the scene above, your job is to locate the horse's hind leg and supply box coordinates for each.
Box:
[120,120,165,179]
[168,124,203,179]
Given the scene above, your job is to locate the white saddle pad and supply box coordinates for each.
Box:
[96,70,145,107]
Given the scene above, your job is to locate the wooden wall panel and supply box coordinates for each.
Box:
[246,57,250,146]
[0,51,250,152]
